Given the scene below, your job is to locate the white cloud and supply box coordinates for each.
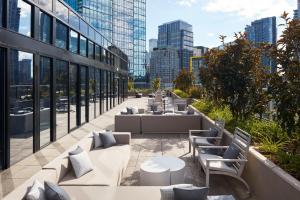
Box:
[207,32,215,37]
[176,0,197,7]
[203,0,295,19]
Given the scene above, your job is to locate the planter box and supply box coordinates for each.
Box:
[195,109,300,200]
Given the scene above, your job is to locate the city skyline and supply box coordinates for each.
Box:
[147,0,296,50]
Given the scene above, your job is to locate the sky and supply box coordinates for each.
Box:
[146,0,296,50]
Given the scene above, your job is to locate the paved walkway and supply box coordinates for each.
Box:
[0,97,256,199]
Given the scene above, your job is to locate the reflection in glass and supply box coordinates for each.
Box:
[69,64,78,130]
[89,68,95,121]
[95,69,100,117]
[80,19,88,35]
[80,35,87,57]
[56,1,68,23]
[100,70,104,114]
[103,70,107,112]
[9,0,31,36]
[107,71,111,110]
[95,45,100,61]
[88,41,94,59]
[69,10,79,30]
[9,50,33,165]
[55,21,68,49]
[40,57,51,147]
[39,0,52,11]
[70,30,78,54]
[80,67,87,124]
[55,60,68,139]
[0,0,3,27]
[40,11,51,44]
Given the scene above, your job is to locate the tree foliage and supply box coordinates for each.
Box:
[269,12,300,135]
[173,68,195,93]
[128,78,134,91]
[200,33,269,119]
[152,78,161,91]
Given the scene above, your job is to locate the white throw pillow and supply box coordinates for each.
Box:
[132,107,139,114]
[69,151,94,178]
[93,131,103,148]
[160,184,193,200]
[26,179,46,200]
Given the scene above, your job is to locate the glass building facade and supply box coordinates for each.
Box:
[0,0,128,169]
[64,0,147,85]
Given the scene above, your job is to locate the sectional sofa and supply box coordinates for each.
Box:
[3,132,131,200]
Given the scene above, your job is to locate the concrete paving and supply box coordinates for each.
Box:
[0,97,257,199]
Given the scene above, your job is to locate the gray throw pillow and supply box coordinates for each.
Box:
[187,107,195,115]
[207,128,219,143]
[177,104,186,111]
[126,107,133,114]
[223,143,240,166]
[100,131,117,148]
[173,187,208,200]
[68,146,83,156]
[44,181,71,200]
[26,179,46,200]
[150,104,158,111]
[153,110,163,115]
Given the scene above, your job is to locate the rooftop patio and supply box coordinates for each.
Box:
[0,97,256,199]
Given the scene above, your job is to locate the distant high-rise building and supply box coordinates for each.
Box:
[150,48,180,88]
[190,46,209,85]
[64,0,146,83]
[149,39,158,53]
[157,20,194,70]
[296,0,300,19]
[245,17,277,72]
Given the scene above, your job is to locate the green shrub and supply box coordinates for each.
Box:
[192,99,214,115]
[258,135,287,154]
[189,86,202,99]
[173,89,189,98]
[207,106,233,126]
[276,151,300,180]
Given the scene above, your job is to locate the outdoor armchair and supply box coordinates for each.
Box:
[198,128,251,194]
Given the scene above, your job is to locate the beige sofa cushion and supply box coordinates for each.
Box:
[3,169,56,200]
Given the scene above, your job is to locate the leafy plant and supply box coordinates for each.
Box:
[152,78,161,91]
[189,86,203,99]
[276,151,300,180]
[258,135,287,154]
[173,69,195,93]
[192,99,214,115]
[173,89,189,98]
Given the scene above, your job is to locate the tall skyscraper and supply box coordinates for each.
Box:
[149,39,158,53]
[245,17,277,72]
[157,20,194,70]
[64,0,146,83]
[295,0,300,19]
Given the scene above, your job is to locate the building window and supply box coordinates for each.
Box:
[55,21,68,49]
[95,45,100,61]
[40,56,51,147]
[80,66,87,124]
[69,30,78,54]
[9,50,33,165]
[96,69,100,116]
[55,60,68,139]
[89,68,95,120]
[88,41,94,59]
[9,0,32,37]
[55,0,68,23]
[39,11,52,44]
[79,35,87,57]
[69,64,78,130]
[69,10,79,30]
[0,0,3,27]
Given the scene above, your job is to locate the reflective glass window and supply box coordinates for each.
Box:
[88,41,94,59]
[9,50,33,165]
[102,70,107,112]
[69,11,79,30]
[40,56,51,147]
[9,0,31,37]
[69,64,78,130]
[95,70,100,116]
[55,21,68,49]
[39,0,52,11]
[89,68,95,120]
[69,30,78,54]
[80,19,88,35]
[0,0,3,27]
[55,60,68,139]
[88,27,95,40]
[95,45,100,61]
[79,35,87,57]
[39,11,51,44]
[80,66,87,124]
[56,1,68,23]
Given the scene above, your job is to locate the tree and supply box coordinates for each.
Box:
[173,69,195,93]
[128,78,134,91]
[200,33,269,119]
[269,12,300,137]
[152,78,161,91]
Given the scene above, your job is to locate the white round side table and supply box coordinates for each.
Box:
[140,156,186,186]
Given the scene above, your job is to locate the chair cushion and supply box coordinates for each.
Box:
[199,154,237,174]
[93,131,103,148]
[69,151,94,178]
[173,187,208,200]
[223,144,240,166]
[207,128,219,143]
[26,179,46,200]
[194,138,214,146]
[177,104,186,111]
[44,181,71,200]
[160,184,193,200]
[187,107,195,115]
[68,146,83,156]
[100,131,117,148]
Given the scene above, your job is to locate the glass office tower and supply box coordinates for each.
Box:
[64,0,147,86]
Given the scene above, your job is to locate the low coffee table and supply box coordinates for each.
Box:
[140,156,185,186]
